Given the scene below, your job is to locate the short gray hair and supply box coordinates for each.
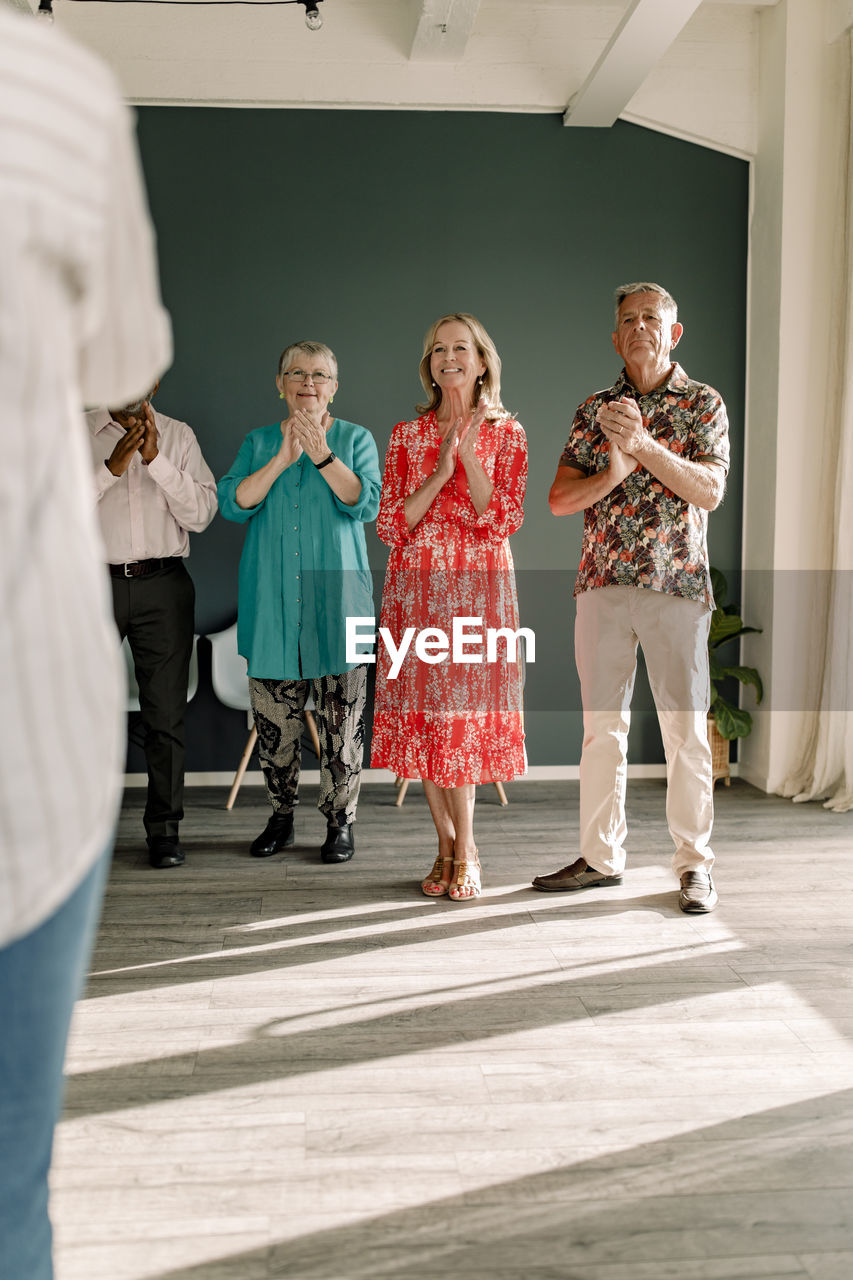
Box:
[277,340,338,379]
[614,282,678,328]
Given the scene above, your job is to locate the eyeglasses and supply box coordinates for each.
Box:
[284,369,334,384]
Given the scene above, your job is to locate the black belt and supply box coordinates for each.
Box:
[108,557,177,579]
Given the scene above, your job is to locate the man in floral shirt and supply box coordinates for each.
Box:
[532,282,729,912]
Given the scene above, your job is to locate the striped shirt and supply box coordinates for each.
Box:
[0,9,172,947]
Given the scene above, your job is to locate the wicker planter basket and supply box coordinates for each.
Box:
[708,715,731,787]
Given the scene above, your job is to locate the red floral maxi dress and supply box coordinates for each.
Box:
[370,411,528,787]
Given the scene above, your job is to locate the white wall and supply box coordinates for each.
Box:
[739,0,850,790]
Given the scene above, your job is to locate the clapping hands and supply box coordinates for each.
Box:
[435,397,487,483]
[106,401,158,476]
[597,395,644,483]
[279,406,332,467]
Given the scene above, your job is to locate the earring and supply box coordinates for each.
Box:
[279,392,285,400]
[329,396,334,405]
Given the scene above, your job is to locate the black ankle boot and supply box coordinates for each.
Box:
[320,821,354,864]
[250,810,294,858]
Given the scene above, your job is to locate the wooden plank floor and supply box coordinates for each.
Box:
[52,780,853,1280]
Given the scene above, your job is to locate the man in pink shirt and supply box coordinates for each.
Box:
[87,386,217,867]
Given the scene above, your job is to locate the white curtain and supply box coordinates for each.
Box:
[779,30,853,812]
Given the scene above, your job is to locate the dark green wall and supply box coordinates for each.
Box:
[131,108,748,772]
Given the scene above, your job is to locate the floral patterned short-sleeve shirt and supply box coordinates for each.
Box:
[560,363,730,607]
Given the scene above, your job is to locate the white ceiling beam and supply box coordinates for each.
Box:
[564,0,707,128]
[409,0,481,63]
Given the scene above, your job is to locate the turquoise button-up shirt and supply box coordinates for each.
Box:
[218,418,381,679]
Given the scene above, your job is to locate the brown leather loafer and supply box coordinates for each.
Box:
[678,869,718,913]
[531,856,622,892]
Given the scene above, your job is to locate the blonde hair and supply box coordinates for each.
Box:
[416,312,506,418]
[277,340,338,379]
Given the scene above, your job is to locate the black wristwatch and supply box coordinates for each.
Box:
[315,451,336,470]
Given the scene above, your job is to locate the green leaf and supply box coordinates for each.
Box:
[714,665,763,704]
[710,567,728,607]
[709,612,746,647]
[712,698,754,740]
[709,617,763,649]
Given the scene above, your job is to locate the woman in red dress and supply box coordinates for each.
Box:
[371,313,528,901]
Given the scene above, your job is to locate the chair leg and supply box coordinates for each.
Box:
[304,709,321,758]
[493,780,509,806]
[226,725,258,811]
[395,778,410,808]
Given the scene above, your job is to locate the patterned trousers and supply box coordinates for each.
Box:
[248,667,367,827]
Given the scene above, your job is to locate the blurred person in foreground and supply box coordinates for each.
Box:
[0,7,171,1276]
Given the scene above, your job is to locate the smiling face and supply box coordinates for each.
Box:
[276,348,338,418]
[429,320,487,406]
[612,291,683,386]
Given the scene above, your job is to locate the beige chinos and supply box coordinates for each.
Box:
[575,584,715,877]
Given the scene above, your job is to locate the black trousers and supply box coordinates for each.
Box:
[111,560,195,839]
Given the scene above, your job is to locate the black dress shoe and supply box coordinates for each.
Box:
[148,836,186,869]
[320,822,355,864]
[250,810,295,858]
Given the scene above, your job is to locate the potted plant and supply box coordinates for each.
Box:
[707,567,763,785]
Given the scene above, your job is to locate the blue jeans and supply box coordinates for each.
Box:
[0,849,110,1280]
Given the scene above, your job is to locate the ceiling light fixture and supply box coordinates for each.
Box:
[302,1,323,30]
[40,0,330,21]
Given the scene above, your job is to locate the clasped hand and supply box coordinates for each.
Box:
[596,395,646,450]
[106,403,158,476]
[434,397,487,484]
[596,395,646,482]
[280,407,331,466]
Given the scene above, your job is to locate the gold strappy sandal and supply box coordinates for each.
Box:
[421,853,454,897]
[448,853,481,902]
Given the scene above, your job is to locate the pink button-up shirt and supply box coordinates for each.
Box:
[88,408,218,561]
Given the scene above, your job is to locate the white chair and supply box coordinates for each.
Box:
[207,621,320,810]
[122,634,199,713]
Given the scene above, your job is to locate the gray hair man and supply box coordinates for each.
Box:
[532,282,730,913]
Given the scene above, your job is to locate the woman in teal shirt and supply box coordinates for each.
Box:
[218,341,380,864]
